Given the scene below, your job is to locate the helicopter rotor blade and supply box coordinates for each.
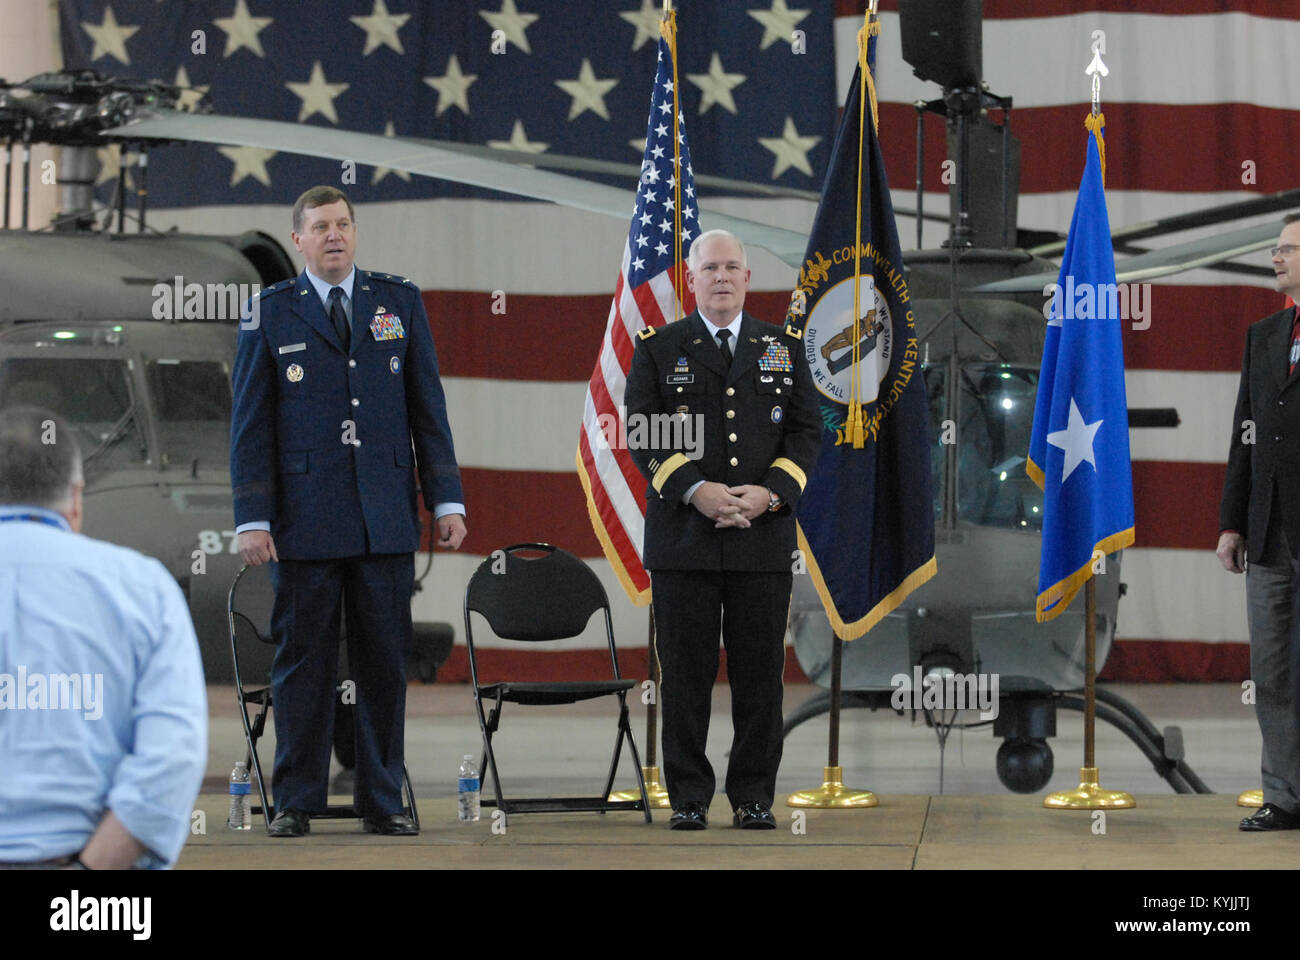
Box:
[972,221,1279,294]
[385,134,950,224]
[1028,188,1300,258]
[391,133,825,202]
[104,110,812,267]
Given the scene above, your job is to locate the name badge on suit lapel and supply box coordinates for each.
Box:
[668,355,693,385]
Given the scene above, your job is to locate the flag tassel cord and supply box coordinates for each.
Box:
[1084,112,1106,186]
[845,14,882,449]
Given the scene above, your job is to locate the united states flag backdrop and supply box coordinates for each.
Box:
[576,22,696,606]
[54,0,1299,681]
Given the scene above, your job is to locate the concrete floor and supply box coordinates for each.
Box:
[183,681,1278,869]
[201,681,1262,810]
[179,792,1300,870]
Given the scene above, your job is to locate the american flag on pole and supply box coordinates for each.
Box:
[576,17,697,605]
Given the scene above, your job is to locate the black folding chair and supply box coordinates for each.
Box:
[464,543,651,821]
[227,563,419,831]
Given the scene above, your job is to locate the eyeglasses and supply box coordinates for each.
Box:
[1271,244,1300,257]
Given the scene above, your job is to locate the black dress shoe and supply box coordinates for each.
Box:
[267,808,310,837]
[668,802,709,830]
[1239,803,1300,831]
[733,800,777,830]
[362,813,419,836]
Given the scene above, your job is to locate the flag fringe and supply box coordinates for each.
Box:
[574,447,652,607]
[1034,525,1135,623]
[797,525,938,642]
[1025,455,1045,490]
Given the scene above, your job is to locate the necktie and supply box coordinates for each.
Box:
[717,328,734,368]
[1290,310,1300,376]
[328,286,349,351]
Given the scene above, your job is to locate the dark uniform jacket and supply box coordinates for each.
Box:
[1220,306,1300,563]
[230,268,462,560]
[624,311,822,572]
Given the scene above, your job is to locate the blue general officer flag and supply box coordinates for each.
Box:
[787,21,936,641]
[1027,122,1135,622]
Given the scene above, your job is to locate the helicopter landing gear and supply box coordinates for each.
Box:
[781,683,1211,795]
[993,692,1055,793]
[1053,687,1208,795]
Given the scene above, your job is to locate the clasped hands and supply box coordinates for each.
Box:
[689,482,771,529]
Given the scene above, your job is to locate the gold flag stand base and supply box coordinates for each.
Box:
[609,766,672,808]
[1043,767,1135,809]
[785,766,879,808]
[1237,789,1263,808]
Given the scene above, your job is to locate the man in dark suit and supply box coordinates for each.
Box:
[231,186,466,837]
[1219,213,1300,831]
[624,229,821,830]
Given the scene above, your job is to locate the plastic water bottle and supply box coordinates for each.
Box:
[228,761,251,830]
[458,755,480,822]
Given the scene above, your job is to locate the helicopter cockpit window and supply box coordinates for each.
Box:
[145,360,232,466]
[958,364,1043,530]
[0,357,145,472]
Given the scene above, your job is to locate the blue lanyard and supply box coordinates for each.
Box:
[0,513,66,530]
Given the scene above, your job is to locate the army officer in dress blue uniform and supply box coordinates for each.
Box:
[624,229,821,830]
[231,186,466,837]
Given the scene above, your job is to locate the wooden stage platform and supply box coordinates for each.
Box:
[178,792,1300,870]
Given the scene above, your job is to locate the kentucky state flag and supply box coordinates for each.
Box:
[787,41,936,642]
[1026,123,1135,622]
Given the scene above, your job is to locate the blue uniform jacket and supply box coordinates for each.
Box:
[230,269,462,560]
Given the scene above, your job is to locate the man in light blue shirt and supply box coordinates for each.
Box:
[0,406,207,868]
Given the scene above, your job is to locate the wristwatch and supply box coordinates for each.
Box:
[766,487,782,512]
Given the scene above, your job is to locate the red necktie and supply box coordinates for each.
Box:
[1291,310,1300,376]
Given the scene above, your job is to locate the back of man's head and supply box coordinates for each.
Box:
[0,406,82,513]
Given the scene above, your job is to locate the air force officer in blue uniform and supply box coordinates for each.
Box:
[231,186,466,837]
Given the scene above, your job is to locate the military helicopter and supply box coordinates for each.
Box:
[0,71,455,689]
[0,3,1286,792]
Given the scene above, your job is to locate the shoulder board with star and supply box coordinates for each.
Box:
[637,326,657,340]
[370,272,417,289]
[255,279,294,299]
